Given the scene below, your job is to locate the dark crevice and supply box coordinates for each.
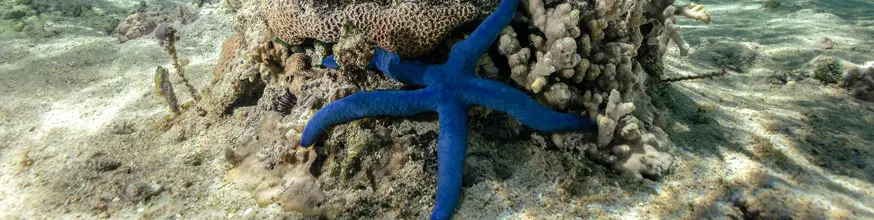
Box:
[223,81,265,115]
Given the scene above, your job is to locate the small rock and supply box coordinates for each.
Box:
[812,56,843,84]
[88,152,121,172]
[125,181,164,203]
[816,37,835,50]
[109,120,135,135]
[92,7,105,16]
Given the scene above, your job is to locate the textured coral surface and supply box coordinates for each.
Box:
[264,0,478,57]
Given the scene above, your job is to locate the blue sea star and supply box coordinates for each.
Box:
[300,0,597,218]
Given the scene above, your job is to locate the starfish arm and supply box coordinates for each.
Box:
[322,48,429,86]
[459,78,597,133]
[431,98,469,220]
[300,88,438,147]
[371,48,430,86]
[322,55,340,69]
[447,0,517,71]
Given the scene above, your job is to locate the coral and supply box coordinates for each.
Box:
[301,0,596,218]
[115,13,157,43]
[236,19,292,86]
[199,15,272,116]
[226,114,327,216]
[331,22,376,71]
[263,0,479,57]
[200,0,702,216]
[596,90,636,147]
[284,53,312,73]
[154,66,181,115]
[492,0,684,180]
[596,90,671,179]
[155,23,200,101]
[844,62,874,102]
[645,1,712,56]
[515,1,582,93]
[554,90,672,179]
[812,56,843,84]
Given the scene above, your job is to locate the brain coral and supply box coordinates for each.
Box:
[263,0,479,57]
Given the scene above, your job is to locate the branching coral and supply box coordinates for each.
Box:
[594,90,671,179]
[647,2,711,56]
[520,1,582,93]
[263,0,478,57]
[494,0,694,180]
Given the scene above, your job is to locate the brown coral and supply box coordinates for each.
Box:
[264,0,478,57]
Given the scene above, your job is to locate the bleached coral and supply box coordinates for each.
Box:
[647,2,712,56]
[595,90,671,179]
[494,0,692,179]
[511,2,583,93]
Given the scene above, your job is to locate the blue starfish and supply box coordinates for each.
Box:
[300,0,596,218]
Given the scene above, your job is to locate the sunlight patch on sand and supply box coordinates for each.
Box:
[31,77,145,140]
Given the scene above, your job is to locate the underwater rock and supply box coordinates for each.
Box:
[124,181,164,203]
[816,37,835,50]
[115,13,157,43]
[812,56,843,84]
[762,0,781,10]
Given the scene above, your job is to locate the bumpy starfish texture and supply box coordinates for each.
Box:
[300,0,596,219]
